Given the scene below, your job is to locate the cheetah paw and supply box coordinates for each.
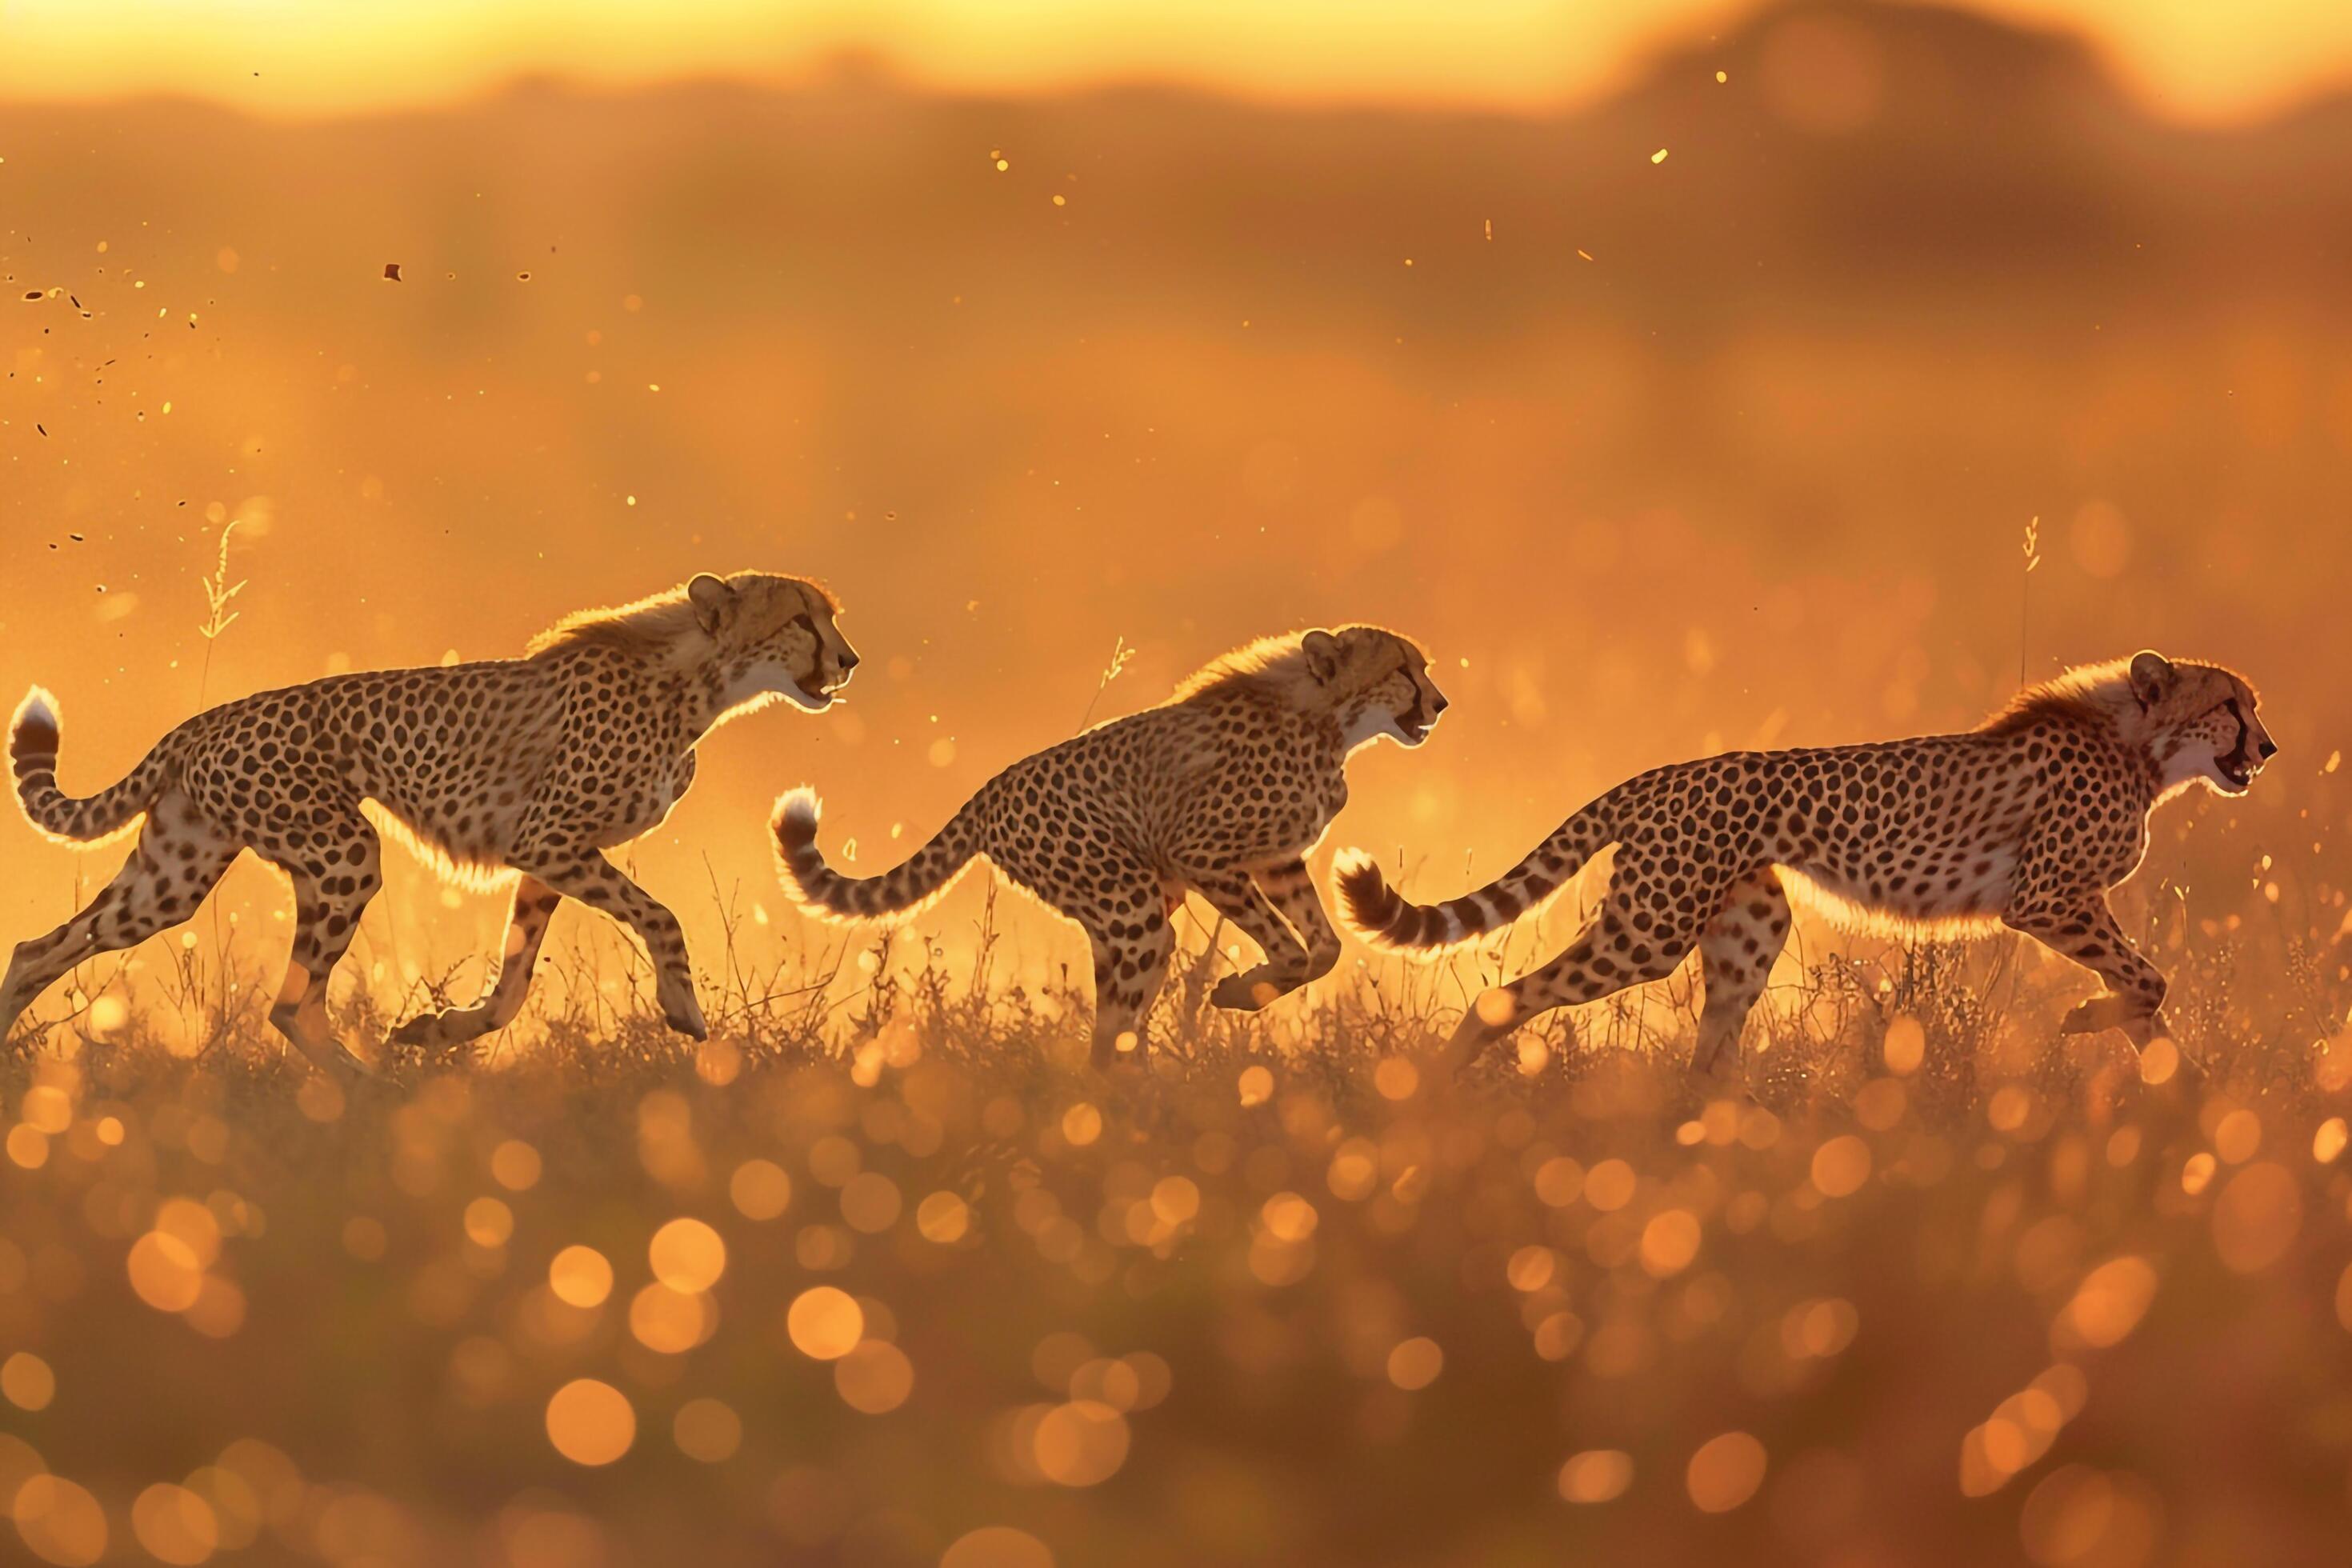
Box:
[388,1009,482,1053]
[2061,994,2145,1038]
[1210,970,1290,1012]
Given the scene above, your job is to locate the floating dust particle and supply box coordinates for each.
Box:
[516,272,530,282]
[1717,70,1729,82]
[382,264,401,281]
[1577,249,1594,261]
[1652,149,1670,164]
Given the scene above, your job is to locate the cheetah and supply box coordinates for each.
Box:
[4,571,858,1073]
[1336,651,2274,1078]
[774,626,1446,1067]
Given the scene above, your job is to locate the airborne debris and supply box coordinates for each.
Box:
[382,263,402,282]
[1651,149,1670,164]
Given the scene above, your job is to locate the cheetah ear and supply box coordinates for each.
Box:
[2127,650,2175,710]
[1302,630,1345,686]
[687,574,736,636]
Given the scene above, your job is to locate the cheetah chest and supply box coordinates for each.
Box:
[603,751,698,846]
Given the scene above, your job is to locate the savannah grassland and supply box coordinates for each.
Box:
[9,1,2352,1563]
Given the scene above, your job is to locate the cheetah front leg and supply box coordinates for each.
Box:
[1207,858,1343,1011]
[1689,868,1793,1085]
[388,877,562,1053]
[1190,864,1314,1012]
[2005,895,2170,1049]
[519,851,706,1040]
[259,819,386,1078]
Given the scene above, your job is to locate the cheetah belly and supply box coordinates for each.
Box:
[1779,843,2020,935]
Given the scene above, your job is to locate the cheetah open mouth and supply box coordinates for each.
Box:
[1396,698,1434,744]
[794,674,839,707]
[2214,750,2255,791]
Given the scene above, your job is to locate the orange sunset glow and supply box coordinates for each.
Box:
[3,0,2350,1564]
[3,0,2352,120]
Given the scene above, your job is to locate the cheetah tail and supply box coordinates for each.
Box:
[10,686,179,846]
[770,786,982,922]
[1334,798,1618,952]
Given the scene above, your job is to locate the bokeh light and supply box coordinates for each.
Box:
[786,1287,865,1361]
[546,1380,636,1466]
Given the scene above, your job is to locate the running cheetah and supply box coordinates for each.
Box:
[774,626,1446,1067]
[1338,651,2274,1076]
[4,571,858,1072]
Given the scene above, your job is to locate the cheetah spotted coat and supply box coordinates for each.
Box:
[774,626,1446,1067]
[4,571,858,1072]
[1338,651,2274,1077]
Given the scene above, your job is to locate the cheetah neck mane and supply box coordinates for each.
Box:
[1974,657,2142,742]
[1169,633,1327,708]
[526,585,717,673]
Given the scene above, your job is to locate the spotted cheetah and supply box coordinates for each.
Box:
[774,626,1446,1067]
[4,572,858,1073]
[1338,651,2274,1077]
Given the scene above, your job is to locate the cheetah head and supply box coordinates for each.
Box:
[2126,650,2275,797]
[692,572,860,715]
[1305,626,1448,750]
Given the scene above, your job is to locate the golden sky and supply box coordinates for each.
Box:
[0,0,2346,122]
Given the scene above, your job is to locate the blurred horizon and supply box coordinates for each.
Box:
[2,0,2344,1030]
[5,0,2352,126]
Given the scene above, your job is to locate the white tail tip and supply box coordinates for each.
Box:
[773,786,821,833]
[11,686,58,735]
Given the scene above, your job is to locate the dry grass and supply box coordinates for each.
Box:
[6,906,2352,1568]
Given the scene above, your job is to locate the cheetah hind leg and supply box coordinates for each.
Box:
[1445,895,1702,1074]
[388,877,561,1054]
[0,792,238,1045]
[1085,893,1174,1072]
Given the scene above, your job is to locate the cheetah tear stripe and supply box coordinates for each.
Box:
[771,787,982,922]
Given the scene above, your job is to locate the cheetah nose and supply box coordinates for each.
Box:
[2258,738,2277,759]
[838,650,860,672]
[1430,694,1450,714]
